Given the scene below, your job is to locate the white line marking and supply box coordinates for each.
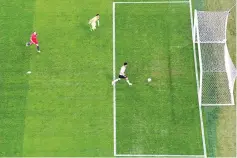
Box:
[114,1,189,4]
[236,2,237,157]
[189,1,207,158]
[112,2,117,156]
[116,154,205,157]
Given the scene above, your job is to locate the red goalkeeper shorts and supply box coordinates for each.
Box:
[30,39,38,45]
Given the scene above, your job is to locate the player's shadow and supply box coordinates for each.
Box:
[78,22,91,32]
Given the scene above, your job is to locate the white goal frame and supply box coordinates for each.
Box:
[113,1,207,157]
[193,10,236,106]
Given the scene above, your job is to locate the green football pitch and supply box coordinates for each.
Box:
[114,1,203,156]
[0,0,236,157]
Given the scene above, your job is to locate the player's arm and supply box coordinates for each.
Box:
[97,19,100,27]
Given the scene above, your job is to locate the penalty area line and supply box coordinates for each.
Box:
[114,1,190,4]
[113,0,203,157]
[112,2,117,156]
[188,0,207,157]
[115,154,205,157]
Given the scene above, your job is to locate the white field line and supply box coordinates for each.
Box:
[236,2,237,157]
[189,0,207,158]
[116,154,204,157]
[114,1,189,4]
[112,2,116,156]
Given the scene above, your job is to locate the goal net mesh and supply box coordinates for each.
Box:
[194,10,237,105]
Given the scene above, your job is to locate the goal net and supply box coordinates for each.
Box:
[193,10,237,106]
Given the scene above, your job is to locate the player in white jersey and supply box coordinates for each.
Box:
[88,14,100,31]
[112,62,132,86]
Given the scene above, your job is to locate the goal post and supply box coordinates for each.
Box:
[193,9,237,106]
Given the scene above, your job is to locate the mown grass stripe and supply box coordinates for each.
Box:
[0,0,35,156]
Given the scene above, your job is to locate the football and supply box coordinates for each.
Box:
[148,78,152,82]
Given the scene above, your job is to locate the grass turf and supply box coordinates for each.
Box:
[1,0,113,156]
[0,0,235,157]
[0,0,34,156]
[115,2,203,155]
[23,0,113,156]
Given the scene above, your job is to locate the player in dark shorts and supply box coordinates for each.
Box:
[119,74,127,79]
[112,62,132,86]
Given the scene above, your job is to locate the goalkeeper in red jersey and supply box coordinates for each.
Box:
[26,31,40,53]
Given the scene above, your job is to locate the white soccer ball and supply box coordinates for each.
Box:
[148,78,152,82]
[27,71,31,74]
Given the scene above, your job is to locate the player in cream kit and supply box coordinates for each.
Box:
[88,14,100,31]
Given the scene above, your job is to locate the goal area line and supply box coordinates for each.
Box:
[114,1,189,4]
[115,154,205,157]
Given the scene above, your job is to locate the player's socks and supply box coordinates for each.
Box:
[112,80,116,85]
[112,78,120,85]
[126,80,132,85]
[37,46,40,52]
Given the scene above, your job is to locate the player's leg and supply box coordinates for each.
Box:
[125,77,132,86]
[32,40,40,52]
[91,22,96,31]
[26,41,32,46]
[112,78,121,85]
[36,44,40,52]
[112,75,124,85]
